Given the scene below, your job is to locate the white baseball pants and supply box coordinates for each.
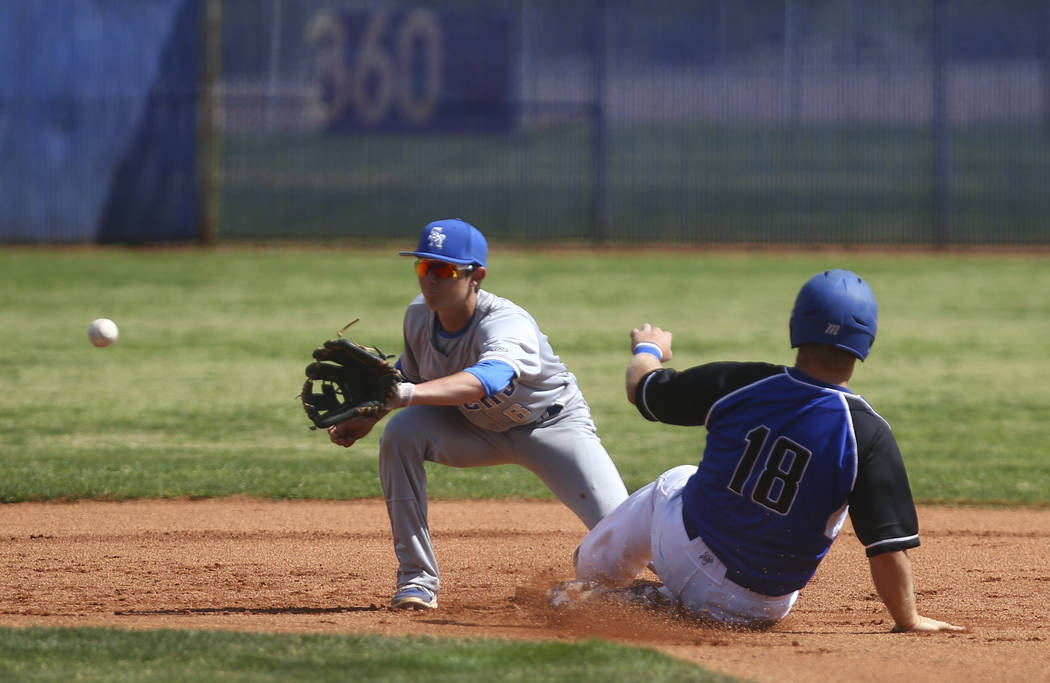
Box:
[574,464,799,627]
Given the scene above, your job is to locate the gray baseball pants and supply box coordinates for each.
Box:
[378,396,629,594]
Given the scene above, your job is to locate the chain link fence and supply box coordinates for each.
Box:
[4,1,1049,245]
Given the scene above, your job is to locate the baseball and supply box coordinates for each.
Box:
[88,318,119,347]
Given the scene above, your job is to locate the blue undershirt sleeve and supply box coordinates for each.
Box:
[463,359,517,397]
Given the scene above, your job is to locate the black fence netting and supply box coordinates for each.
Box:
[3,0,1049,245]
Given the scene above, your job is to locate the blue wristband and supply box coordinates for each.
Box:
[632,342,663,360]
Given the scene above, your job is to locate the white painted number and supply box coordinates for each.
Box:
[397,10,442,123]
[309,9,443,127]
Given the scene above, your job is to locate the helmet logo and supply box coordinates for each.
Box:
[427,226,446,250]
[824,323,841,336]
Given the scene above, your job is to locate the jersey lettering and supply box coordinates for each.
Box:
[463,381,516,411]
[728,426,769,494]
[501,402,532,423]
[727,425,813,516]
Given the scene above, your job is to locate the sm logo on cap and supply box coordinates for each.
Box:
[427,226,446,250]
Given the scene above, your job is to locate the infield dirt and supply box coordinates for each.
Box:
[1,499,1046,682]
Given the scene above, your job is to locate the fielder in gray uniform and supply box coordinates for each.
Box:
[327,218,629,610]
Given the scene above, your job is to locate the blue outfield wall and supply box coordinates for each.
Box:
[0,0,200,243]
[3,1,1049,246]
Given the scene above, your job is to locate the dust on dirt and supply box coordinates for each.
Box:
[1,499,1047,683]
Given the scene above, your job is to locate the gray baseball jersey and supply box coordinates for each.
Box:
[397,290,580,431]
[380,289,629,595]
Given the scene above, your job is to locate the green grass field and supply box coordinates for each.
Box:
[0,628,730,683]
[2,246,1047,680]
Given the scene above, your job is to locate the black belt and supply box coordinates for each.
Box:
[681,511,787,597]
[542,403,563,420]
[525,403,564,428]
[682,506,701,541]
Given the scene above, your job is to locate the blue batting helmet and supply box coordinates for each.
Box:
[789,269,878,361]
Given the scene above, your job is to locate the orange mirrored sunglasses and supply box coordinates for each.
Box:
[414,259,475,279]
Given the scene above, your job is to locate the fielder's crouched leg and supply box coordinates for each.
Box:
[378,406,445,599]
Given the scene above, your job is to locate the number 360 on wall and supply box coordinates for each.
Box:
[306,8,512,132]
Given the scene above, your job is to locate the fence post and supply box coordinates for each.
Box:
[197,0,222,244]
[1045,0,1050,134]
[784,0,802,124]
[592,0,608,243]
[264,0,283,132]
[932,0,951,248]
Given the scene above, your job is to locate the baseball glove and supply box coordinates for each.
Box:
[301,324,401,429]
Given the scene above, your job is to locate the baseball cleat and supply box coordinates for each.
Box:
[546,579,606,610]
[547,579,671,611]
[391,585,438,610]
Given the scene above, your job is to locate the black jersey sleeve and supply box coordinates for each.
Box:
[634,361,783,426]
[845,396,921,557]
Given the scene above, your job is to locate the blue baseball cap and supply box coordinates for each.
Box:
[399,219,487,267]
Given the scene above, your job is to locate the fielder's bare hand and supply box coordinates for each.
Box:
[328,415,382,448]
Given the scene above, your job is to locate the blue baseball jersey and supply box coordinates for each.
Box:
[636,362,919,596]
